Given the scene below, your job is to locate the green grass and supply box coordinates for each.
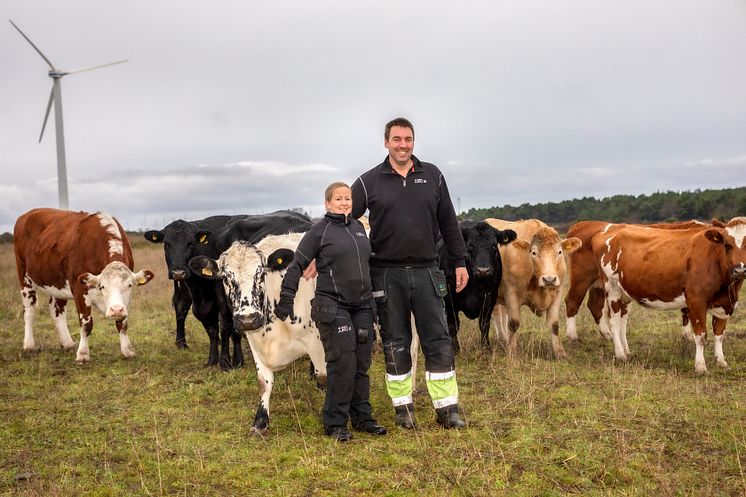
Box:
[1,242,745,496]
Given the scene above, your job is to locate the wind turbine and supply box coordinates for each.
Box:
[9,19,127,210]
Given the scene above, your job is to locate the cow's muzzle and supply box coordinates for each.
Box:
[105,305,128,319]
[731,265,746,281]
[539,275,559,287]
[170,269,188,281]
[234,313,264,332]
[473,266,494,278]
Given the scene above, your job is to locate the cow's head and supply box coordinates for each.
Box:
[189,234,303,332]
[144,220,212,280]
[77,261,155,319]
[706,218,746,281]
[461,221,517,279]
[512,226,581,287]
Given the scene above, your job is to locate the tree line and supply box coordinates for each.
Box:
[461,186,746,231]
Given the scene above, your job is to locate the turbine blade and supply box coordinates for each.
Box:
[39,87,54,143]
[9,19,55,70]
[64,59,128,75]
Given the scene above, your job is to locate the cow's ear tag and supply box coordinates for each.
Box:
[199,234,208,244]
[202,267,213,276]
[151,234,158,241]
[137,276,147,284]
[277,257,283,265]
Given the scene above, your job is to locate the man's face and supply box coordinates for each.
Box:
[385,125,414,167]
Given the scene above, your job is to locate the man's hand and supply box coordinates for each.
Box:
[303,259,317,280]
[455,267,469,293]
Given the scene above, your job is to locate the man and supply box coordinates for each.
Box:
[351,117,469,429]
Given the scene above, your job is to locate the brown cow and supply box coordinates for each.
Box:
[14,208,154,363]
[564,220,706,341]
[591,219,746,373]
[485,218,581,359]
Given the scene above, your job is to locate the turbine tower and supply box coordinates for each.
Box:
[10,19,127,210]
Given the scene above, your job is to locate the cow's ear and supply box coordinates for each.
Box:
[266,248,295,271]
[511,239,530,251]
[562,237,582,253]
[498,229,518,245]
[711,218,726,228]
[134,269,155,286]
[144,230,164,244]
[189,256,222,279]
[195,230,211,245]
[77,272,99,288]
[704,229,724,245]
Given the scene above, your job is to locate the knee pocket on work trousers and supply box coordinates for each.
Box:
[313,297,355,363]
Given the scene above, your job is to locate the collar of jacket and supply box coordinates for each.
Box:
[325,212,351,225]
[378,154,423,175]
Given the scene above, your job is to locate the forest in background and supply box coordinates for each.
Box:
[461,186,746,232]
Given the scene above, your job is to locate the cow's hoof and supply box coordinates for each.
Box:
[716,360,730,370]
[249,426,268,437]
[695,367,708,375]
[176,341,188,350]
[555,350,568,360]
[614,355,628,363]
[121,348,136,359]
[75,355,90,364]
[61,341,76,350]
[23,345,41,353]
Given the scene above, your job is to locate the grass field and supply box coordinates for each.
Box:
[1,240,746,496]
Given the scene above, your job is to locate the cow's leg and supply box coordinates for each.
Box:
[497,296,521,360]
[172,281,191,349]
[588,286,612,340]
[75,310,94,363]
[680,308,694,341]
[49,297,75,350]
[491,303,510,348]
[231,333,244,369]
[598,303,612,342]
[478,293,494,350]
[546,297,567,359]
[116,318,136,358]
[21,282,39,351]
[565,274,599,341]
[607,299,627,361]
[307,330,328,388]
[687,304,708,374]
[218,319,233,371]
[619,306,631,358]
[250,361,275,436]
[712,316,729,369]
[445,296,460,353]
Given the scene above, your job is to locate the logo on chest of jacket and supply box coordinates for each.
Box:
[355,232,365,237]
[413,178,427,184]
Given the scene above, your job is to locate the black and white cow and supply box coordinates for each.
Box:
[190,233,325,436]
[440,220,516,352]
[144,211,311,369]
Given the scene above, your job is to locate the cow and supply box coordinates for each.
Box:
[440,220,516,352]
[591,219,746,373]
[14,208,154,363]
[189,233,326,436]
[564,220,707,341]
[144,211,312,369]
[485,218,582,359]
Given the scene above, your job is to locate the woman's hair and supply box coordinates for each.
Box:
[325,181,351,202]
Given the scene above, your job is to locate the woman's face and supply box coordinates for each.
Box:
[325,187,352,215]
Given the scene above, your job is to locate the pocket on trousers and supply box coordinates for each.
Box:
[430,269,449,298]
[310,296,337,324]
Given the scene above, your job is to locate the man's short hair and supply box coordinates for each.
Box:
[384,117,415,141]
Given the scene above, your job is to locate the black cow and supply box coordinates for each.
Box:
[440,220,516,352]
[144,211,312,368]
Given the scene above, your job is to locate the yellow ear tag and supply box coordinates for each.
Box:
[151,234,158,241]
[199,234,208,244]
[137,276,147,284]
[201,267,213,277]
[277,257,283,265]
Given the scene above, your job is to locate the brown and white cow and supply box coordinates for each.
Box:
[14,208,154,363]
[591,219,746,373]
[485,218,581,359]
[564,219,706,341]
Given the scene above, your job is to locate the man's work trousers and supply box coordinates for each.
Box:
[371,265,459,411]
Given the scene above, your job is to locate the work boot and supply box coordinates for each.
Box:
[325,426,353,442]
[436,405,466,429]
[352,420,387,436]
[394,404,417,430]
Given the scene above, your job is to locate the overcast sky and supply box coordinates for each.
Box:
[2,0,745,233]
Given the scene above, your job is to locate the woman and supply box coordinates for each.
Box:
[274,182,386,441]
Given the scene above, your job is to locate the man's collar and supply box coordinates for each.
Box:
[379,154,423,175]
